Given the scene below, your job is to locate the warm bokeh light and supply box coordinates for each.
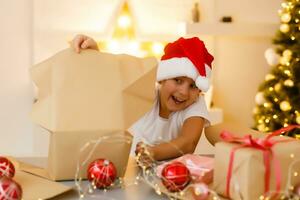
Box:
[107,40,120,54]
[117,15,131,28]
[151,42,164,55]
[97,1,167,58]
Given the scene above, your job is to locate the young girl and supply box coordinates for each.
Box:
[71,35,214,162]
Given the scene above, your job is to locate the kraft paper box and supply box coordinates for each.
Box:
[8,157,72,199]
[25,48,157,181]
[214,139,300,200]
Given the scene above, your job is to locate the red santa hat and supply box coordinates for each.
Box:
[157,37,214,92]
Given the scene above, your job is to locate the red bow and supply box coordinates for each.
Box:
[220,125,299,198]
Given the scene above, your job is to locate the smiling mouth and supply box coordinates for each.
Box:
[171,95,186,104]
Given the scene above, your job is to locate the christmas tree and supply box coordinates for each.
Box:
[253,0,300,139]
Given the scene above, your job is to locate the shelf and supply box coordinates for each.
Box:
[184,22,279,37]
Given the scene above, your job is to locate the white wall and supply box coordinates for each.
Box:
[0,0,34,156]
[0,0,283,156]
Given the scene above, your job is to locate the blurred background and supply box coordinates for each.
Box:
[0,0,283,156]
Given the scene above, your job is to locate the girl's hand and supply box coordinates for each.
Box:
[135,142,155,168]
[70,34,99,53]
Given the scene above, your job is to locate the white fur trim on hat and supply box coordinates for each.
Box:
[157,57,211,92]
[157,57,198,81]
[196,65,211,92]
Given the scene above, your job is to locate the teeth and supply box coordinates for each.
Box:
[172,96,185,103]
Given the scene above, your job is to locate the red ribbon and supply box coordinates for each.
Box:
[221,125,299,198]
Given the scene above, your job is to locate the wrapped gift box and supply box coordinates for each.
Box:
[157,154,214,184]
[214,133,300,200]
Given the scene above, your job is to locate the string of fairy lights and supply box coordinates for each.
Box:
[74,134,300,200]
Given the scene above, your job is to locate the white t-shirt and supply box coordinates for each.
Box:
[128,89,211,155]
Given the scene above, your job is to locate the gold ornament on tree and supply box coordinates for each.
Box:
[284,79,294,87]
[255,92,266,105]
[281,13,292,23]
[284,69,292,76]
[280,101,292,111]
[275,83,282,92]
[280,23,290,33]
[258,124,266,132]
[263,102,272,108]
[296,115,300,125]
[283,49,293,59]
[265,74,275,81]
[296,111,300,125]
[280,56,290,65]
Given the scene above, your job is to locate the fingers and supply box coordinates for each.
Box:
[135,142,154,168]
[80,38,89,49]
[136,152,153,168]
[71,34,98,53]
[71,34,85,53]
[135,142,145,155]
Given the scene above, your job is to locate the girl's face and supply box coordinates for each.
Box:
[159,76,201,118]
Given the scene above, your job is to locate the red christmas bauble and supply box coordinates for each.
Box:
[161,161,191,192]
[0,176,22,200]
[192,183,210,200]
[0,157,15,178]
[87,159,117,189]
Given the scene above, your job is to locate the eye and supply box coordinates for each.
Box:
[190,83,198,89]
[174,78,182,84]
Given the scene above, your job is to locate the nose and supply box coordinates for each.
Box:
[178,83,189,97]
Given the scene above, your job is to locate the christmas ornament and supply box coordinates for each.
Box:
[296,115,300,125]
[258,124,266,132]
[280,56,290,65]
[265,74,275,81]
[192,183,210,200]
[284,69,292,76]
[281,13,292,23]
[275,83,282,92]
[263,102,272,108]
[87,159,117,189]
[0,157,15,178]
[280,101,292,111]
[280,24,290,33]
[0,176,22,200]
[283,49,292,58]
[281,2,288,9]
[255,92,266,105]
[293,183,300,196]
[264,48,279,66]
[161,161,191,192]
[284,79,294,87]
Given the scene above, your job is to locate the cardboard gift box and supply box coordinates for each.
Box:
[24,48,157,181]
[8,157,72,199]
[156,154,214,184]
[214,128,300,200]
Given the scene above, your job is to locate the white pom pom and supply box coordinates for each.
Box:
[196,76,210,92]
[255,92,266,105]
[264,48,279,66]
